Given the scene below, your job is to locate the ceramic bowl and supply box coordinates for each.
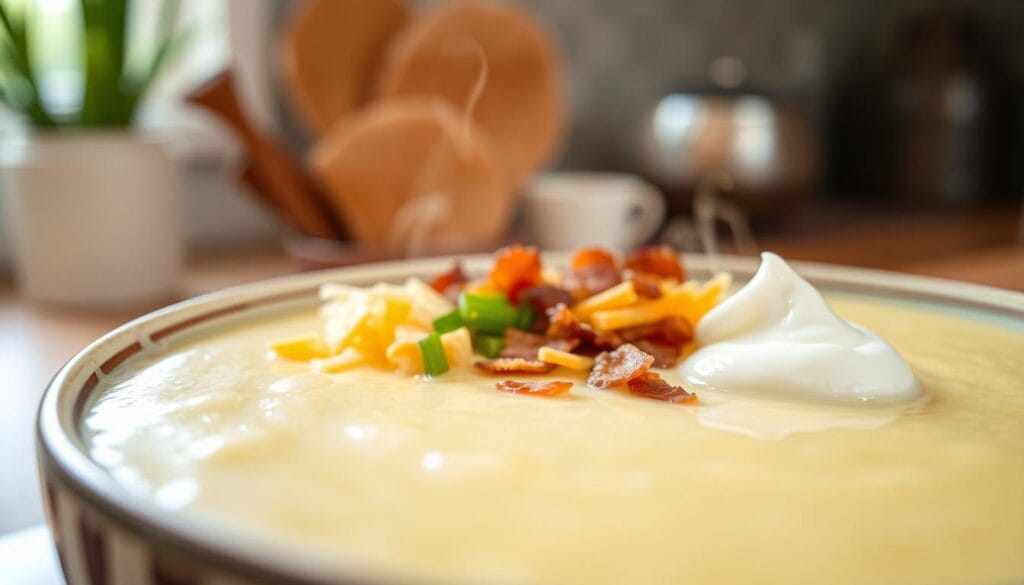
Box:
[36,254,1024,584]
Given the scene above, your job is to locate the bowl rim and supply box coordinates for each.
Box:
[36,252,1024,584]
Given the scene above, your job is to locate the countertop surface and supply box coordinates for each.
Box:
[2,240,1022,541]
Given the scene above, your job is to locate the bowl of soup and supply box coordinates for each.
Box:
[36,250,1024,585]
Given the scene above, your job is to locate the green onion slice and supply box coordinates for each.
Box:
[418,332,450,377]
[458,292,519,335]
[433,309,464,334]
[475,334,505,359]
[515,304,536,331]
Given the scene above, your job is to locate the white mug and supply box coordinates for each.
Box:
[523,172,666,250]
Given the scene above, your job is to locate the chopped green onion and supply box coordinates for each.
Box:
[458,292,519,335]
[433,309,464,333]
[475,334,505,359]
[515,304,536,331]
[418,332,449,377]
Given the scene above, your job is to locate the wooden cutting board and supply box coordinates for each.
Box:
[309,97,513,250]
[372,0,566,186]
[280,0,410,136]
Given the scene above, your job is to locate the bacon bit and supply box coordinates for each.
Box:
[566,265,621,298]
[495,379,573,397]
[546,303,622,354]
[501,329,577,360]
[427,261,467,303]
[521,285,575,331]
[624,246,685,282]
[475,358,556,375]
[631,339,680,368]
[626,373,697,404]
[546,303,583,338]
[487,245,542,303]
[618,316,693,347]
[592,329,626,351]
[614,316,692,368]
[630,275,663,299]
[565,247,621,297]
[588,343,655,388]
[570,247,618,272]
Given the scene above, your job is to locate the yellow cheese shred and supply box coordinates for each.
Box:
[589,282,698,331]
[269,332,330,361]
[573,281,638,320]
[538,346,595,371]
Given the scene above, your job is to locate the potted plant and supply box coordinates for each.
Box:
[0,0,188,308]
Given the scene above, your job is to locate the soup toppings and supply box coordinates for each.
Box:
[494,379,573,396]
[271,245,728,404]
[270,247,917,408]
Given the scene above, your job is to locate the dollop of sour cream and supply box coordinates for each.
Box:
[680,252,918,404]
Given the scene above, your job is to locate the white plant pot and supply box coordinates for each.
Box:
[1,131,183,308]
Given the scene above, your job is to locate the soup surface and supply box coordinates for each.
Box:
[84,293,1024,585]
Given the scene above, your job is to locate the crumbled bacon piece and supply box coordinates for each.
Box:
[487,245,542,303]
[587,344,655,388]
[501,329,577,360]
[626,373,697,404]
[546,303,622,354]
[630,275,663,299]
[546,303,583,339]
[521,285,575,332]
[631,339,680,368]
[570,247,618,272]
[474,358,556,375]
[495,379,573,397]
[427,261,467,302]
[618,316,693,347]
[624,246,685,282]
[566,265,621,298]
[614,316,692,368]
[565,247,621,297]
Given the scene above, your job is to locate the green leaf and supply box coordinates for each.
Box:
[122,24,192,117]
[0,3,55,126]
[80,0,130,126]
[0,3,16,44]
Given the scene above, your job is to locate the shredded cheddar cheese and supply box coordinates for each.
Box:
[538,346,595,371]
[572,281,639,320]
[681,273,732,324]
[589,282,699,330]
[269,332,330,361]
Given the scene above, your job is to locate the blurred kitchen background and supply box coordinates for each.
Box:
[2,1,1024,571]
[1,0,1023,283]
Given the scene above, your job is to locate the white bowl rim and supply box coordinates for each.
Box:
[36,252,1024,584]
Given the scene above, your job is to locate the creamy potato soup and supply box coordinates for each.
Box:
[84,293,1024,585]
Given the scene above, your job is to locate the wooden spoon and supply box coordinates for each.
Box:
[280,0,410,136]
[372,0,566,186]
[188,71,341,239]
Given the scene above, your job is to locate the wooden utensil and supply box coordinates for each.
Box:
[372,0,566,186]
[280,0,410,136]
[188,71,342,239]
